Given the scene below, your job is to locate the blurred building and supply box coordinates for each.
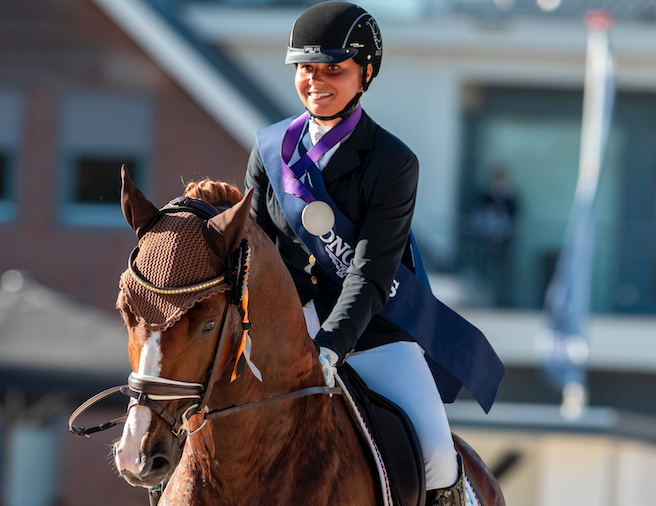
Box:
[1,0,655,505]
[178,6,656,502]
[0,0,255,504]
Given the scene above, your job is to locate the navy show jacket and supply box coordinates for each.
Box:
[245,110,419,362]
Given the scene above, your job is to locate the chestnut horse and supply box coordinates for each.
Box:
[109,173,504,506]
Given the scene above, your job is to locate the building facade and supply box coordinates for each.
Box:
[1,0,655,505]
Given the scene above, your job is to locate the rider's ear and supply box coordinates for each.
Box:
[120,165,161,238]
[206,188,254,259]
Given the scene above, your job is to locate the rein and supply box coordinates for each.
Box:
[204,386,341,421]
[68,380,341,438]
[69,196,340,440]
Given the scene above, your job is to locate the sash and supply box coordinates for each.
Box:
[256,115,505,413]
[282,106,362,205]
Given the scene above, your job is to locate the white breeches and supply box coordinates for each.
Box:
[303,302,459,490]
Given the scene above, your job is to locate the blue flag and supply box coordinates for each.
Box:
[535,12,615,418]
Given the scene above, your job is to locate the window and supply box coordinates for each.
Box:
[0,152,17,222]
[59,93,153,227]
[0,154,7,200]
[459,87,655,313]
[0,91,23,223]
[69,157,139,204]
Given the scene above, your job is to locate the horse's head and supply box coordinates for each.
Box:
[113,168,253,488]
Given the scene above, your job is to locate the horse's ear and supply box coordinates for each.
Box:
[121,165,160,238]
[206,188,254,258]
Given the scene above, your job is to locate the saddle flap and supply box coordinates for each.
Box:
[337,363,426,506]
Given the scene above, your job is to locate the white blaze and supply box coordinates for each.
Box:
[137,332,163,376]
[115,332,162,475]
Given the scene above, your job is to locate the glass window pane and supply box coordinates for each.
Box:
[474,115,623,311]
[0,154,6,200]
[460,88,629,313]
[71,158,138,204]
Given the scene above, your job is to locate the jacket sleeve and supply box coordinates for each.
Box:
[315,148,419,362]
[244,144,277,243]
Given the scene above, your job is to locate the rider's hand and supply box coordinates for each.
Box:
[318,347,338,388]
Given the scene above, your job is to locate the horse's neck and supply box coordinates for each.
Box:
[169,228,332,504]
[241,224,326,395]
[172,325,328,505]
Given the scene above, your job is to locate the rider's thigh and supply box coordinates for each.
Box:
[346,341,458,489]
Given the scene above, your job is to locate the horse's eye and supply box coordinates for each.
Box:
[202,321,216,334]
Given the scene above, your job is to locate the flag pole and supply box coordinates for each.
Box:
[535,11,615,421]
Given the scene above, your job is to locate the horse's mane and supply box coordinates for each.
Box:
[183,179,243,207]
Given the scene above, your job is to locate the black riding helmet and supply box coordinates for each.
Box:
[285,2,383,121]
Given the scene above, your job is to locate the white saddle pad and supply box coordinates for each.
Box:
[465,475,481,506]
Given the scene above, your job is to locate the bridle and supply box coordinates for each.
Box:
[69,196,340,441]
[120,271,234,440]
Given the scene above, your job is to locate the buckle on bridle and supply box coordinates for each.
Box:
[178,404,209,436]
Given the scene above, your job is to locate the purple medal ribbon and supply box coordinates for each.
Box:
[281,105,363,203]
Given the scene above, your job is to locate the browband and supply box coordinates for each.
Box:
[160,196,220,220]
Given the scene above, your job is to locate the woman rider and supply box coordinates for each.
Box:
[244,3,504,505]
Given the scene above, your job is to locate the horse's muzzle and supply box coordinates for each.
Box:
[114,442,174,488]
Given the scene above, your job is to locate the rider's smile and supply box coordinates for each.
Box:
[295,59,372,126]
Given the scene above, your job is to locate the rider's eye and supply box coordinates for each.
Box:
[202,321,216,334]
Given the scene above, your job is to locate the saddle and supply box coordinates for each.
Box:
[337,363,426,506]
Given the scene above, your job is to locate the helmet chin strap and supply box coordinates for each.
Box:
[307,91,363,122]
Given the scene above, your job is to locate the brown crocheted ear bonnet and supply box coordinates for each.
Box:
[118,168,252,332]
[119,210,232,331]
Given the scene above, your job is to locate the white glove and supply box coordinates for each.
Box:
[317,347,338,388]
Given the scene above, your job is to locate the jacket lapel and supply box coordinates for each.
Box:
[321,110,375,185]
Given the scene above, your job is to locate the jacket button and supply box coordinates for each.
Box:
[310,275,318,285]
[309,254,316,264]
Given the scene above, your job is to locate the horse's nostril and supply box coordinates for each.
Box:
[152,456,169,471]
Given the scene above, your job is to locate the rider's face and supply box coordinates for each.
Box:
[295,59,371,126]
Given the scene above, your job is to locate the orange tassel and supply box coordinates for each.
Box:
[230,287,250,382]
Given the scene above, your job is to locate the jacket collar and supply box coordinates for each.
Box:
[320,110,375,185]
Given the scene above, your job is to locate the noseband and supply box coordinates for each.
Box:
[69,196,340,440]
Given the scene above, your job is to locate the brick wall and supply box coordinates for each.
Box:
[0,1,253,504]
[0,0,249,314]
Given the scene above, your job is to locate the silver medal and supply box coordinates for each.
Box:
[302,201,335,236]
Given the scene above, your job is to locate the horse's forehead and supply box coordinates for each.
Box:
[134,212,222,287]
[141,212,212,260]
[119,212,231,333]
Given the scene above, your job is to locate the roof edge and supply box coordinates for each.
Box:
[91,0,269,150]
